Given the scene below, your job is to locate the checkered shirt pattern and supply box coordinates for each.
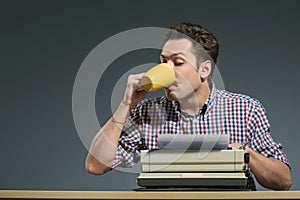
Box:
[112,83,290,190]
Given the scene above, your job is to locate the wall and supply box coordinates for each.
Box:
[1,0,299,191]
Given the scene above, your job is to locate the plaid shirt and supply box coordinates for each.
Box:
[113,83,290,190]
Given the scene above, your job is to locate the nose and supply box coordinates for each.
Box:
[167,60,174,68]
[166,60,178,78]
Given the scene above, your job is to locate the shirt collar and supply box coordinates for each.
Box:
[204,81,217,110]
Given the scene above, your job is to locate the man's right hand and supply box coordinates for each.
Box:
[122,73,148,111]
[86,73,148,175]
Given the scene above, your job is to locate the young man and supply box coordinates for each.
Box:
[85,22,292,190]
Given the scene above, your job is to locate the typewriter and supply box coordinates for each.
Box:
[136,135,249,190]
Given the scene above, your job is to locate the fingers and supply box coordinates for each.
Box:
[123,73,146,106]
[228,143,242,150]
[127,73,145,91]
[136,87,145,92]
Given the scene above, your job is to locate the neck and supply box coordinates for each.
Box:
[178,82,211,115]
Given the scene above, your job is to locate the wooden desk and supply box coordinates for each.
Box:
[1,190,300,200]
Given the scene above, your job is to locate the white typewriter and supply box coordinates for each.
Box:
[136,134,249,190]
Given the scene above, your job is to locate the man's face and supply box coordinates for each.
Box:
[160,39,202,101]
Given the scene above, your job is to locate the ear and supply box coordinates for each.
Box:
[198,60,212,80]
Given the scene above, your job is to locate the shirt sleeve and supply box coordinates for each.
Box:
[247,101,290,168]
[112,105,143,168]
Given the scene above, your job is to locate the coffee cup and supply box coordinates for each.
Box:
[139,63,175,92]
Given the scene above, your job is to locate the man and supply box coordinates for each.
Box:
[85,22,292,190]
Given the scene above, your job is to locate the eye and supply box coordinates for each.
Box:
[175,62,184,66]
[174,59,184,66]
[160,59,168,63]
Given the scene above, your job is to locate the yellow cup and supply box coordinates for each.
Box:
[140,63,175,92]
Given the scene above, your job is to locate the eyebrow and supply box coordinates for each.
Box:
[160,52,187,59]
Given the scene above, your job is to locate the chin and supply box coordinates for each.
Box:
[165,90,178,101]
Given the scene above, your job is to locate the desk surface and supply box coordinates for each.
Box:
[1,190,300,200]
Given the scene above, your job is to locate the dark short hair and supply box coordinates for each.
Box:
[166,22,219,78]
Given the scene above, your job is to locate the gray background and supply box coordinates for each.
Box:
[0,0,299,191]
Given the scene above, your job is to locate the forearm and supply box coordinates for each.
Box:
[247,147,292,190]
[85,101,130,174]
[85,73,147,175]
